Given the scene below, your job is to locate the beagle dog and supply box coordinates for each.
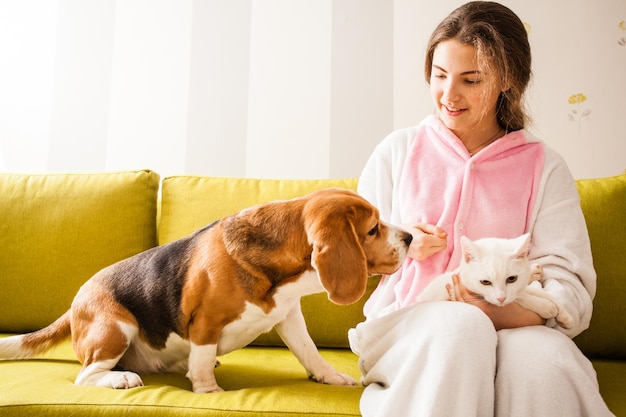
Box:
[0,188,412,393]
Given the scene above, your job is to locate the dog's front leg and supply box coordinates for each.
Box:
[186,342,223,393]
[275,303,356,386]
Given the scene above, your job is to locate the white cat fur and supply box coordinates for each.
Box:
[417,234,573,329]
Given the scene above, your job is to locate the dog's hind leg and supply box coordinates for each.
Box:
[75,357,144,389]
[72,317,144,389]
[69,273,149,389]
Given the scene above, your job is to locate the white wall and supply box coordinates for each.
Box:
[0,0,624,180]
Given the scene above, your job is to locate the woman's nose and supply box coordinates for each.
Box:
[442,80,460,103]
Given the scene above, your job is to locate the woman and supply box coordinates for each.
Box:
[348,2,614,416]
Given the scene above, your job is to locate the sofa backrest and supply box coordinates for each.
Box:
[2,170,623,356]
[158,176,359,244]
[160,173,626,354]
[159,175,367,348]
[573,173,626,359]
[0,170,160,333]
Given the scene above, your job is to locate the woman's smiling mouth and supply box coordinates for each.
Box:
[443,105,466,116]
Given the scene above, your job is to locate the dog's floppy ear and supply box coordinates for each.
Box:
[304,199,369,305]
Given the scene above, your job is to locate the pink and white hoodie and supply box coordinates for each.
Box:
[358,116,595,337]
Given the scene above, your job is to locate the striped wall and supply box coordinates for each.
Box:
[0,0,624,180]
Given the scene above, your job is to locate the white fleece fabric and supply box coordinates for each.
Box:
[349,116,614,416]
[358,116,594,337]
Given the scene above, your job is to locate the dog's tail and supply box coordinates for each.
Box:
[0,311,71,359]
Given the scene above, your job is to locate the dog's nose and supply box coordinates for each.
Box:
[403,233,413,247]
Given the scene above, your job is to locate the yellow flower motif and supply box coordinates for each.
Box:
[568,92,591,127]
[619,21,626,31]
[568,93,587,105]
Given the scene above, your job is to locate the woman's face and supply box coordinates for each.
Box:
[430,40,502,137]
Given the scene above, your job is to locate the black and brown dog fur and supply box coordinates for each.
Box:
[0,188,412,392]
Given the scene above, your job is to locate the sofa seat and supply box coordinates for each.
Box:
[0,337,362,416]
[2,336,624,416]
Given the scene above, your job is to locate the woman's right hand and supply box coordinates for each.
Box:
[402,223,448,260]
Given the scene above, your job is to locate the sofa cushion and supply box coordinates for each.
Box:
[1,334,623,417]
[0,170,160,333]
[0,337,362,417]
[159,176,369,348]
[573,173,626,359]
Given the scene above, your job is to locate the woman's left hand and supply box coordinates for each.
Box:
[446,274,546,330]
[446,273,484,305]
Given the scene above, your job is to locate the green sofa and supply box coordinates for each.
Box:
[0,170,624,416]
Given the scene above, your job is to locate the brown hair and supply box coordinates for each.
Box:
[424,1,531,131]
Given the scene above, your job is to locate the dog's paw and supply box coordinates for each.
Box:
[106,371,144,389]
[187,374,224,393]
[192,383,225,393]
[312,371,357,386]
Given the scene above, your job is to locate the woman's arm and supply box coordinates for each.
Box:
[447,148,594,334]
[526,149,595,337]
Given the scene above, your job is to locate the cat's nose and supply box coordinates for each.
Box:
[497,296,506,303]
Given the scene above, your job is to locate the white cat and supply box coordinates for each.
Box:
[417,234,574,329]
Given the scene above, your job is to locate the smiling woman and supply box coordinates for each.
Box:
[428,40,505,153]
[349,2,614,417]
[423,1,532,154]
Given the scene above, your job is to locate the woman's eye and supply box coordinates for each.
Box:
[465,79,481,85]
[368,224,379,236]
[506,276,518,283]
[480,280,492,286]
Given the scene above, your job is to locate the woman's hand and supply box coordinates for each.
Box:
[403,223,448,260]
[446,274,546,330]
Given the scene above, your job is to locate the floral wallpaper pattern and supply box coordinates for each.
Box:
[568,93,591,134]
[518,2,625,179]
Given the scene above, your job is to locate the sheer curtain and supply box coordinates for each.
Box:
[0,0,624,180]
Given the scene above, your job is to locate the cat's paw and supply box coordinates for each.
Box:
[531,296,559,319]
[529,263,543,282]
[518,294,558,319]
[556,310,574,329]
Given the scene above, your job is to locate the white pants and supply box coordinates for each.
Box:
[348,302,614,417]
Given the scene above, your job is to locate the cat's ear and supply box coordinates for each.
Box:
[513,233,531,259]
[460,235,478,263]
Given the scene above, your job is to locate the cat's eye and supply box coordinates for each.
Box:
[480,280,491,286]
[506,275,518,283]
[368,223,379,236]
